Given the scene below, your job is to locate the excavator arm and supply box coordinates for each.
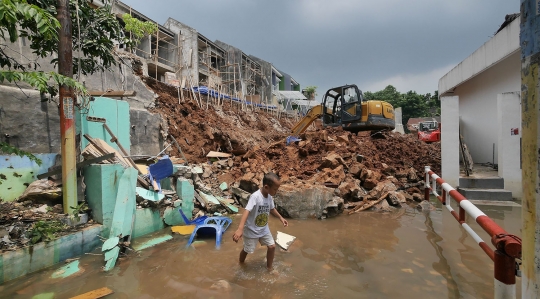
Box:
[290,105,330,136]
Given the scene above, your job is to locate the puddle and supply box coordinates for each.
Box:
[0,197,522,298]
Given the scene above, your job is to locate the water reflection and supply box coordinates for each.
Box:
[0,202,521,298]
[422,208,462,298]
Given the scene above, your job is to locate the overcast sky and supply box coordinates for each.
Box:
[121,0,518,98]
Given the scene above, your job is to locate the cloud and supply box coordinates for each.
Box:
[363,63,456,94]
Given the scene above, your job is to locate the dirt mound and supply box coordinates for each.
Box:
[144,77,295,164]
[144,77,441,215]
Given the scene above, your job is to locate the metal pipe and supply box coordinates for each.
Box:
[57,0,77,214]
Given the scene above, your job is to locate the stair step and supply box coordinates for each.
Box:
[457,188,513,201]
[459,177,504,189]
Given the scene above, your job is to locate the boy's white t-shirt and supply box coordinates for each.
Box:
[243,190,275,238]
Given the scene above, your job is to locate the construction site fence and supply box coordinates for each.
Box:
[424,166,522,299]
[161,82,303,121]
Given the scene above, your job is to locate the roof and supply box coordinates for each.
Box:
[274,90,306,100]
[438,16,520,96]
[292,99,319,107]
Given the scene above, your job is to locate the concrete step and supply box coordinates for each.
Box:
[459,177,504,189]
[457,188,513,201]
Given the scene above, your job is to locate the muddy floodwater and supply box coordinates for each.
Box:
[0,198,522,299]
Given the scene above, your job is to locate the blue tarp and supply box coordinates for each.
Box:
[191,86,278,110]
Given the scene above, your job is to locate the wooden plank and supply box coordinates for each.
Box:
[206,151,232,158]
[88,90,137,97]
[69,287,113,299]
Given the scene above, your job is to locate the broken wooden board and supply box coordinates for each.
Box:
[206,151,232,158]
[171,225,196,235]
[135,164,148,175]
[275,231,296,251]
[69,287,114,299]
[88,90,136,97]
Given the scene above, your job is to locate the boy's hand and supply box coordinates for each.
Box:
[232,229,243,242]
[280,218,288,227]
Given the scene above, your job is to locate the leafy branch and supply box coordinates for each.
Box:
[122,13,158,50]
[0,70,87,97]
[0,142,42,165]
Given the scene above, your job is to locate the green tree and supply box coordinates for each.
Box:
[0,0,129,160]
[122,13,157,51]
[0,0,130,96]
[304,85,317,101]
[365,85,439,131]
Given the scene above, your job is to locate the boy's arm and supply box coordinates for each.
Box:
[270,208,288,227]
[232,209,250,242]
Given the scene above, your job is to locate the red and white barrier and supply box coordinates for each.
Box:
[424,166,521,299]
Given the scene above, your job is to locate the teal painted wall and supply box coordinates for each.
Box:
[84,164,124,238]
[0,154,57,201]
[0,225,103,284]
[76,97,130,154]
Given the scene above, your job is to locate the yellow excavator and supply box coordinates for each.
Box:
[291,84,395,135]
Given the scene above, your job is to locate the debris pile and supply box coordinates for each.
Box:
[0,198,93,252]
[142,77,441,218]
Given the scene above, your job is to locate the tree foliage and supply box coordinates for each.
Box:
[0,0,130,97]
[304,85,317,101]
[364,85,440,131]
[0,141,42,165]
[122,13,157,49]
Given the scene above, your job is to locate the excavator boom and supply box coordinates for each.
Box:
[290,105,328,136]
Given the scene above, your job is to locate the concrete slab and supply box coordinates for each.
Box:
[459,177,505,189]
[0,224,103,283]
[51,260,80,279]
[458,188,513,201]
[468,200,522,207]
[132,234,173,251]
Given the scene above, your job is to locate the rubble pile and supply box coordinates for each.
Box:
[144,77,295,163]
[0,198,93,252]
[221,128,440,217]
[144,77,442,219]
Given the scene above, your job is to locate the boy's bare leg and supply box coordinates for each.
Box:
[239,250,248,263]
[266,244,276,270]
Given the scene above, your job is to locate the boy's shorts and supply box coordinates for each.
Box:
[243,234,275,253]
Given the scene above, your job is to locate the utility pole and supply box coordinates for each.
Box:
[520,1,540,298]
[56,0,77,214]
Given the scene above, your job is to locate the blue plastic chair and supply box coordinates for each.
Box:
[186,216,232,249]
[178,208,208,226]
[147,155,173,193]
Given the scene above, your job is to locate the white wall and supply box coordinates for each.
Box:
[454,51,521,163]
[497,92,522,198]
[441,96,460,187]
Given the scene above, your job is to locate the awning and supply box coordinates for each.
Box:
[292,99,319,108]
[273,90,306,100]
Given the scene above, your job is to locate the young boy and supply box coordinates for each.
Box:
[232,172,288,272]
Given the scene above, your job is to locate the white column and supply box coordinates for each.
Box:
[441,96,460,187]
[393,107,405,134]
[497,92,522,198]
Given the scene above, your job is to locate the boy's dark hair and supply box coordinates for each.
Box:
[263,172,280,187]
